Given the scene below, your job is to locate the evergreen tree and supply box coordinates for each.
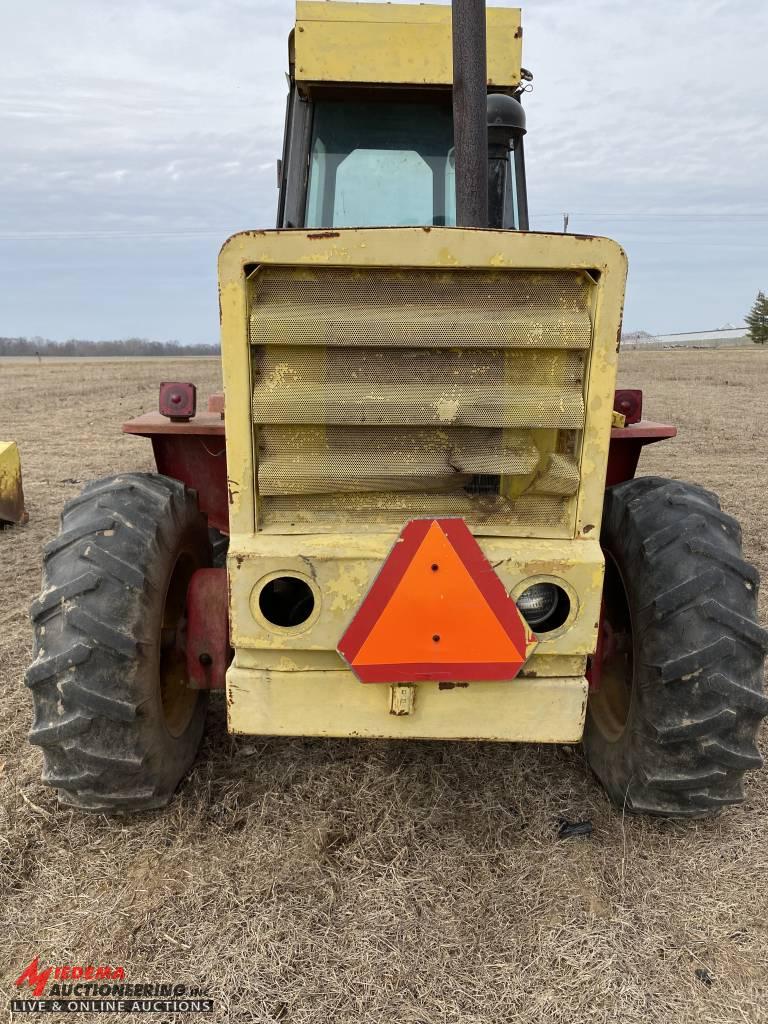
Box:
[745,290,768,344]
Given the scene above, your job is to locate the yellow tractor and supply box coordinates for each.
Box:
[27,1,767,816]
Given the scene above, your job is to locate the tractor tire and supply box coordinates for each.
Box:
[26,473,212,812]
[584,476,768,817]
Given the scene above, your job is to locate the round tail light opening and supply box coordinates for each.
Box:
[258,575,316,628]
[516,582,571,633]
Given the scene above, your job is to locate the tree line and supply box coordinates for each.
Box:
[0,337,219,357]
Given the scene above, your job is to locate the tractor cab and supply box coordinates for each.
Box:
[277,1,528,230]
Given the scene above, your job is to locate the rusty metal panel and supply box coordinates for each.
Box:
[294,2,522,88]
[123,413,229,534]
[606,421,678,487]
[186,568,229,689]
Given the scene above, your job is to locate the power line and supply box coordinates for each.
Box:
[0,230,227,241]
[535,212,768,220]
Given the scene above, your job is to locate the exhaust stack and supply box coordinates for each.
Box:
[451,0,488,228]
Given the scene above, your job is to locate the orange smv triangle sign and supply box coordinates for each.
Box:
[338,518,537,683]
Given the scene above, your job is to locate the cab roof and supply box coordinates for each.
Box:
[293,1,522,89]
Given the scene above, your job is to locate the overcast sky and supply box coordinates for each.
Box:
[2,0,767,343]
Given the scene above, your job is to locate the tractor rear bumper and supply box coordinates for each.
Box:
[225,532,602,741]
[226,665,588,742]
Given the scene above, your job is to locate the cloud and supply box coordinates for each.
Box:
[1,0,766,339]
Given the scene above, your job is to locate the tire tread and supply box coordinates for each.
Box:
[585,476,767,818]
[27,472,210,812]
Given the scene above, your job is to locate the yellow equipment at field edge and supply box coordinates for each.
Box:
[0,441,27,526]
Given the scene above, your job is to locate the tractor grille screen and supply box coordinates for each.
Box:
[249,266,593,533]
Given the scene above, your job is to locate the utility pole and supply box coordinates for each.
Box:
[563,212,570,233]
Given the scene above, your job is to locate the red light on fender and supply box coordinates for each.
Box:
[613,388,643,424]
[159,382,197,422]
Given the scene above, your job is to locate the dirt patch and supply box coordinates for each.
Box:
[0,352,767,1023]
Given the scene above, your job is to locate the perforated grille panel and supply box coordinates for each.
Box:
[253,347,585,428]
[249,266,594,532]
[250,268,592,349]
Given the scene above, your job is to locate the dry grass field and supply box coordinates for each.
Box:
[1,349,767,1023]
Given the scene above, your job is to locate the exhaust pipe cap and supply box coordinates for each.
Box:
[487,93,527,144]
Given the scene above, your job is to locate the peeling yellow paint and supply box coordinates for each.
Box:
[325,561,375,613]
[227,534,604,660]
[219,227,626,740]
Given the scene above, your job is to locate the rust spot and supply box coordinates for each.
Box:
[583,524,595,534]
[422,226,432,233]
[438,681,469,690]
[307,230,340,240]
[514,26,522,38]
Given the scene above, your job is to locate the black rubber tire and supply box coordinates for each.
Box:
[584,476,768,817]
[208,526,229,569]
[26,473,212,812]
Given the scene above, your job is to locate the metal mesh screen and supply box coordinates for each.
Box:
[257,426,584,495]
[249,266,594,533]
[262,492,573,529]
[249,267,593,349]
[252,346,585,428]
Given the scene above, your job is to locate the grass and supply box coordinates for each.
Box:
[1,350,767,1023]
